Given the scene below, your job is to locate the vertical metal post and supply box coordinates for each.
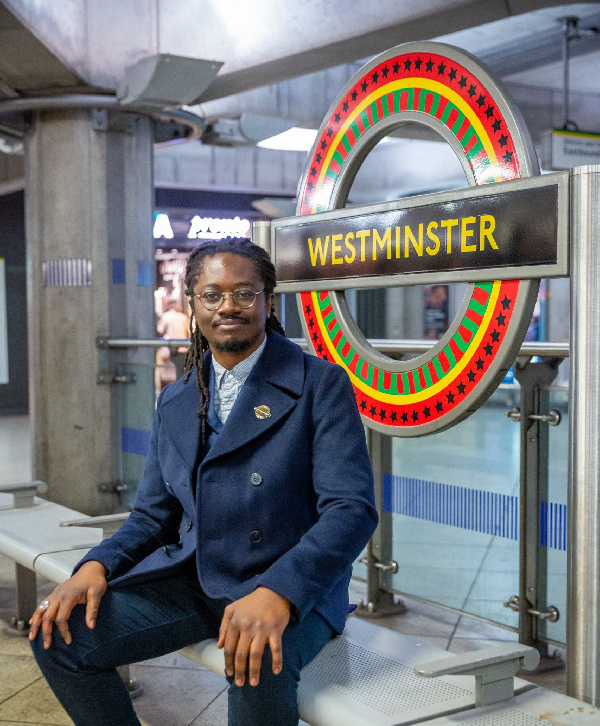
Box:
[568,165,600,705]
[5,564,37,635]
[357,428,404,616]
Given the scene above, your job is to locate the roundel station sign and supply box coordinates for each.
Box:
[270,42,568,437]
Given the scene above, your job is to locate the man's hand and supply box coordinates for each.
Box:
[28,560,108,649]
[217,587,291,687]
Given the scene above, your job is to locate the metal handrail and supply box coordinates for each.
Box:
[96,336,570,358]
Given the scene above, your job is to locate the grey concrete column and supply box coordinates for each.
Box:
[25,109,154,514]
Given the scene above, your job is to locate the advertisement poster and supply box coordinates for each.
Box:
[423,284,449,340]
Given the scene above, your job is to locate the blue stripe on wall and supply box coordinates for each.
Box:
[137,260,153,287]
[384,474,567,550]
[121,427,151,456]
[112,258,126,285]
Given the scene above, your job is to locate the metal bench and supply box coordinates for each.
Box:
[2,481,599,725]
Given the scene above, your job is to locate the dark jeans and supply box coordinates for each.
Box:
[30,564,334,726]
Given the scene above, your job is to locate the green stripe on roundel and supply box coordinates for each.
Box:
[432,356,445,380]
[338,339,356,365]
[477,282,494,294]
[460,126,477,151]
[350,120,361,141]
[401,371,411,393]
[370,101,380,123]
[325,168,338,181]
[328,323,340,340]
[461,315,480,339]
[380,95,391,118]
[419,90,440,116]
[422,365,433,388]
[452,330,470,353]
[398,88,415,113]
[332,150,344,167]
[443,344,457,368]
[468,297,488,317]
[318,294,331,311]
[341,136,352,154]
[360,109,370,131]
[360,362,375,387]
[466,138,484,162]
[411,369,423,392]
[323,311,336,328]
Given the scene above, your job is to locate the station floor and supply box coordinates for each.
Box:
[0,415,567,726]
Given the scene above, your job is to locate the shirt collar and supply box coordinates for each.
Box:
[211,334,267,388]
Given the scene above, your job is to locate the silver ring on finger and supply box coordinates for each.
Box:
[38,600,50,610]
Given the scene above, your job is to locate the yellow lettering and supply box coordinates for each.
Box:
[372,227,392,260]
[356,230,370,262]
[331,234,343,265]
[426,221,440,256]
[461,216,477,252]
[404,223,423,257]
[395,226,401,258]
[440,219,458,254]
[480,215,498,250]
[307,235,329,266]
[344,232,356,264]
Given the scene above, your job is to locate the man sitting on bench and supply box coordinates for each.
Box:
[29,237,378,726]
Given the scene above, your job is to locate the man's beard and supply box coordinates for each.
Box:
[213,330,261,354]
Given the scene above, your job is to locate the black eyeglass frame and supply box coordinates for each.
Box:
[190,288,266,311]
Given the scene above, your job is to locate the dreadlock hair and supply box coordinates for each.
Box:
[182,236,286,446]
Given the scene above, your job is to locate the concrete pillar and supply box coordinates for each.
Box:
[25,109,155,514]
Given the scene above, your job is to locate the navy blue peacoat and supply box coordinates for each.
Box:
[76,330,378,633]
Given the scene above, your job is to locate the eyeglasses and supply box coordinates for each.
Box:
[191,288,265,311]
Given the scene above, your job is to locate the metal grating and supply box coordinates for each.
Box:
[454,711,548,726]
[303,638,470,715]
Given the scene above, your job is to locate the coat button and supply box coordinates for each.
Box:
[185,520,193,532]
[162,545,170,556]
[165,482,172,491]
[249,530,262,544]
[250,473,262,486]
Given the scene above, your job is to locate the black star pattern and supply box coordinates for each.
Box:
[379,409,387,421]
[334,113,341,123]
[392,61,400,74]
[437,62,446,75]
[326,126,333,138]
[381,66,389,78]
[435,400,443,413]
[485,105,495,119]
[370,405,377,417]
[496,312,506,326]
[371,71,379,85]
[361,80,368,93]
[316,152,322,163]
[320,139,327,150]
[312,332,318,342]
[457,382,466,395]
[423,406,431,418]
[360,400,367,411]
[390,411,398,422]
[467,369,476,383]
[475,357,484,370]
[490,329,500,343]
[322,354,328,361]
[351,90,358,102]
[468,84,476,97]
[411,410,419,422]
[492,118,502,133]
[484,343,493,356]
[305,305,311,314]
[310,167,317,177]
[308,318,314,329]
[342,101,349,113]
[458,75,467,89]
[448,68,457,81]
[404,59,412,71]
[501,296,511,310]
[414,58,422,70]
[317,343,324,354]
[446,391,455,404]
[425,58,434,72]
[498,134,508,148]
[401,412,409,423]
[503,150,514,164]
[476,94,486,107]
[307,181,314,191]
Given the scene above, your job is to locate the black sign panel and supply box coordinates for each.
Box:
[273,181,566,291]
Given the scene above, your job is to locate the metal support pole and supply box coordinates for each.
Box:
[512,358,562,671]
[568,165,600,705]
[356,428,405,617]
[5,564,37,636]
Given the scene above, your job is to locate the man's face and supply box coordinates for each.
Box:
[192,253,273,358]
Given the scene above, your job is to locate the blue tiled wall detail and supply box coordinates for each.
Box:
[112,258,126,285]
[137,260,153,287]
[384,475,568,550]
[121,427,151,457]
[540,500,567,551]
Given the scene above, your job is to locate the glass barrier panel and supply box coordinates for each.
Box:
[388,385,521,629]
[537,386,568,645]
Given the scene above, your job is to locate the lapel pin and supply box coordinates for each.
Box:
[254,405,271,419]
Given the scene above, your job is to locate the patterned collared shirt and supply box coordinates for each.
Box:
[212,336,267,423]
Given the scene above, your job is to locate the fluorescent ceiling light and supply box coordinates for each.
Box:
[258,127,399,152]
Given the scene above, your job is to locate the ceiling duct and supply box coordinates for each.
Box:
[201,113,296,147]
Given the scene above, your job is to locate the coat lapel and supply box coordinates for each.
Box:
[201,331,305,467]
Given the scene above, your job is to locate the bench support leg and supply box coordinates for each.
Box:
[117,665,144,699]
[5,563,38,636]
